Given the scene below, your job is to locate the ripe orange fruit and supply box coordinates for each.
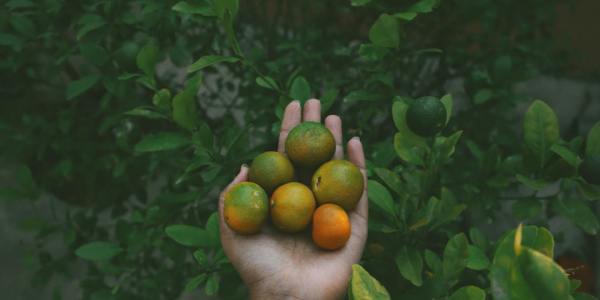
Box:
[285,122,335,168]
[311,160,364,210]
[223,182,269,234]
[312,204,351,250]
[248,151,295,193]
[270,182,316,232]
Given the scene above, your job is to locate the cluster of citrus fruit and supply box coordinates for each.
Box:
[223,122,363,250]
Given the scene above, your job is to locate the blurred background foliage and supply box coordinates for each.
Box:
[0,0,599,299]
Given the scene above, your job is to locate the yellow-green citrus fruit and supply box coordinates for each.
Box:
[270,182,316,233]
[248,151,295,193]
[311,160,364,210]
[285,122,335,168]
[223,182,269,234]
[406,96,447,137]
[580,154,600,185]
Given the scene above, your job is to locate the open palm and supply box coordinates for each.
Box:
[218,99,369,300]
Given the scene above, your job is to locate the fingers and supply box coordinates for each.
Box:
[277,101,301,153]
[303,99,321,122]
[219,165,249,237]
[325,115,343,159]
[347,137,368,221]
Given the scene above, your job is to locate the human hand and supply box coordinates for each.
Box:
[218,99,368,300]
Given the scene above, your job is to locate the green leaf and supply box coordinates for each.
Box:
[551,144,581,167]
[289,76,311,103]
[523,100,560,168]
[153,89,172,110]
[553,198,599,235]
[395,246,423,286]
[136,42,159,76]
[577,179,600,200]
[0,32,23,50]
[76,15,105,40]
[490,226,555,300]
[408,0,439,13]
[134,133,190,152]
[448,285,486,300]
[512,199,543,220]
[367,180,396,217]
[348,264,391,300]
[10,15,36,36]
[165,224,212,247]
[204,273,220,296]
[124,106,167,120]
[172,75,202,130]
[321,88,339,112]
[193,250,208,266]
[516,247,570,300]
[213,0,239,19]
[205,212,220,246]
[473,88,493,104]
[184,274,207,292]
[443,233,469,282]
[344,90,383,102]
[255,76,279,90]
[358,43,389,60]
[373,168,404,196]
[440,94,453,125]
[516,174,550,190]
[424,249,442,274]
[172,1,216,16]
[66,75,100,100]
[187,55,239,73]
[435,130,463,163]
[573,292,599,300]
[393,12,418,21]
[585,122,600,156]
[369,14,400,48]
[409,196,439,230]
[75,242,122,261]
[351,0,371,6]
[467,245,490,271]
[80,44,109,65]
[469,228,489,253]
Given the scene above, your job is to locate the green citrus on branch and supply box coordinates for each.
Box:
[406,96,447,137]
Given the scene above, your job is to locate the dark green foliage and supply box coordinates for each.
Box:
[0,0,598,299]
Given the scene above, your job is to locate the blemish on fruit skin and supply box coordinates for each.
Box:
[315,176,321,189]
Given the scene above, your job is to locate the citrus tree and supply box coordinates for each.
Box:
[0,0,598,299]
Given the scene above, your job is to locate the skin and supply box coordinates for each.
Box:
[218,99,369,300]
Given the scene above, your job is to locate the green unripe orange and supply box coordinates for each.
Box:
[285,122,335,168]
[406,96,447,137]
[311,160,364,210]
[223,182,269,234]
[270,182,316,233]
[248,151,295,193]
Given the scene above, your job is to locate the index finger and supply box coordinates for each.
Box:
[277,101,301,153]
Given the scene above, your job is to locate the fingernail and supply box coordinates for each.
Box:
[241,164,248,170]
[352,136,361,142]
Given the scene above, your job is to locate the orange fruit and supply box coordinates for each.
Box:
[311,160,364,210]
[270,182,316,232]
[248,151,295,193]
[312,203,351,250]
[223,182,269,234]
[285,122,335,168]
